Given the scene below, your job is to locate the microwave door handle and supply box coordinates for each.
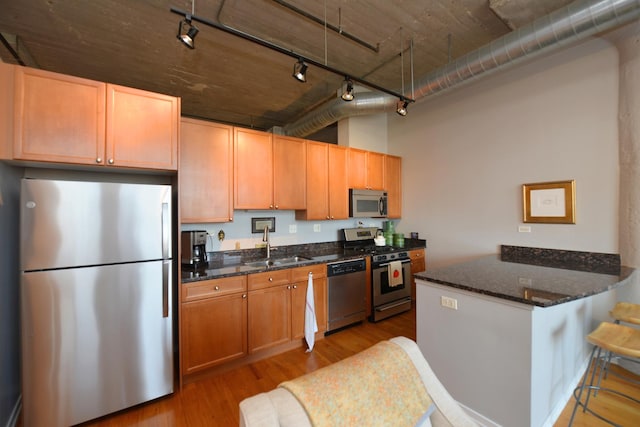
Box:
[379,198,384,215]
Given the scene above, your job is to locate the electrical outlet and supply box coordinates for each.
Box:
[289,224,297,233]
[441,296,458,310]
[518,277,532,285]
[313,224,321,232]
[518,225,531,233]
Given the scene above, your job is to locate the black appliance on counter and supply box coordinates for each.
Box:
[181,230,208,270]
[342,227,412,322]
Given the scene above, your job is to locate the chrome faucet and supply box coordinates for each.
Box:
[263,225,271,259]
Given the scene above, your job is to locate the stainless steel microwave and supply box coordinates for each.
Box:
[349,189,387,218]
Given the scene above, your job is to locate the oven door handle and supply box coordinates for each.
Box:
[376,259,411,268]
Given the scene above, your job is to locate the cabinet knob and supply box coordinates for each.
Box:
[287,285,291,289]
[96,157,102,164]
[326,216,330,220]
[292,285,297,289]
[214,286,220,291]
[243,294,247,299]
[269,204,274,209]
[108,158,114,165]
[275,205,279,209]
[269,277,273,282]
[229,217,233,221]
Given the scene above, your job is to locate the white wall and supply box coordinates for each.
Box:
[388,37,620,270]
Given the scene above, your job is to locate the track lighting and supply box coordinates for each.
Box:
[177,16,199,49]
[292,59,308,83]
[341,77,354,101]
[396,99,409,116]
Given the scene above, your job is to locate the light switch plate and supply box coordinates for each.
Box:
[313,224,321,232]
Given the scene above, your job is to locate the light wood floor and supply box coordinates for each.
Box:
[64,306,639,426]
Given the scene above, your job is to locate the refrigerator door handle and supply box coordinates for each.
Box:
[162,260,170,318]
[161,202,170,260]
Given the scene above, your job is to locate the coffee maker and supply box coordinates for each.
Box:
[181,230,208,269]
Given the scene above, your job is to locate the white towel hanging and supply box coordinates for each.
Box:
[305,272,318,352]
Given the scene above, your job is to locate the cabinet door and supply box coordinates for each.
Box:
[181,292,247,375]
[273,135,306,209]
[348,147,367,189]
[385,154,402,218]
[328,145,349,220]
[366,151,385,190]
[13,66,106,164]
[290,282,307,340]
[296,141,329,220]
[180,119,233,222]
[248,285,291,353]
[409,248,425,301]
[106,84,179,170]
[234,128,273,209]
[0,62,15,159]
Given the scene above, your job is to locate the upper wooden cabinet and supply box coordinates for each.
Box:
[105,84,179,170]
[180,118,233,223]
[5,65,179,170]
[234,129,306,210]
[296,142,348,221]
[385,154,402,218]
[348,148,385,190]
[273,135,306,210]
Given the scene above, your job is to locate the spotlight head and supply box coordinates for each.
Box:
[396,99,409,116]
[292,59,308,83]
[177,17,199,49]
[341,77,354,101]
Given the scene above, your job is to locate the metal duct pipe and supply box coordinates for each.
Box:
[283,0,640,138]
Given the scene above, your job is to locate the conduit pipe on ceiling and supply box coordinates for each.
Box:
[282,0,640,138]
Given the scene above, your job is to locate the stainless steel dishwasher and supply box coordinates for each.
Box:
[326,258,367,333]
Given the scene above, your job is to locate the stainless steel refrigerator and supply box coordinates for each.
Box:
[20,178,174,427]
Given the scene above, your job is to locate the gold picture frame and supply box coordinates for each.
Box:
[522,180,575,224]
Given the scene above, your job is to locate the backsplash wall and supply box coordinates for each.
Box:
[181,210,391,253]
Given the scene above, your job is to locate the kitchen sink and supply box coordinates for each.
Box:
[244,255,312,268]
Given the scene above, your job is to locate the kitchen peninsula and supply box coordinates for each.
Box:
[414,245,635,427]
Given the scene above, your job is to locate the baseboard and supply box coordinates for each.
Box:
[4,395,21,427]
[458,401,501,427]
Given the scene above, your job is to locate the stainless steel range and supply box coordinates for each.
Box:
[342,227,412,322]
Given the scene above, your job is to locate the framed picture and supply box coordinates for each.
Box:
[251,217,275,233]
[522,180,575,224]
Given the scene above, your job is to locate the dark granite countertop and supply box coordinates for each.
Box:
[415,246,635,307]
[181,238,427,283]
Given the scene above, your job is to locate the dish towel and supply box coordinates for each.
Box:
[305,272,318,352]
[388,260,404,287]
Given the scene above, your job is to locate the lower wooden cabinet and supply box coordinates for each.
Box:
[180,276,247,375]
[409,248,426,300]
[247,264,326,354]
[180,263,327,380]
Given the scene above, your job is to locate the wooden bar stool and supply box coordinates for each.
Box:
[601,302,640,383]
[569,322,640,426]
[610,302,640,325]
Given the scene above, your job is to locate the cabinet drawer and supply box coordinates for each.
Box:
[182,275,247,302]
[248,269,290,291]
[290,263,326,282]
[410,249,424,260]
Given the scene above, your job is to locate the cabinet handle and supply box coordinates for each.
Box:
[229,217,233,221]
[269,204,274,209]
[292,285,297,289]
[326,216,330,220]
[243,294,247,298]
[269,277,273,282]
[287,285,291,289]
[108,158,114,165]
[275,205,279,209]
[96,157,102,164]
[214,286,220,291]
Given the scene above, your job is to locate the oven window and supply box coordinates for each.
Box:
[379,268,406,294]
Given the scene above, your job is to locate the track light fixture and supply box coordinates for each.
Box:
[292,59,308,83]
[177,15,199,49]
[396,98,409,116]
[341,77,354,101]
